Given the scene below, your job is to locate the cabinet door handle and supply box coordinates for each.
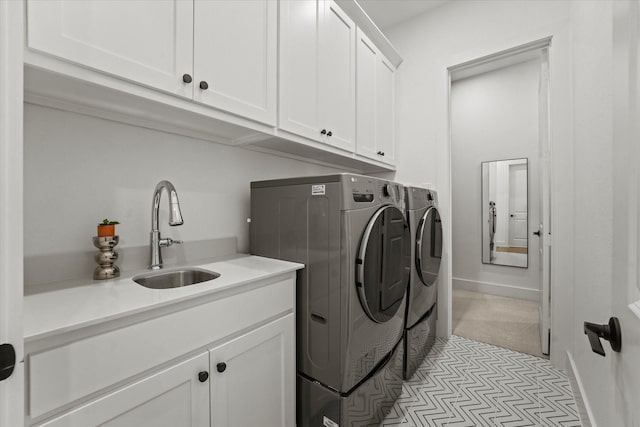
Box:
[198,371,209,383]
[182,74,192,84]
[377,151,382,155]
[216,362,227,373]
[320,129,327,135]
[199,81,209,90]
[327,131,333,137]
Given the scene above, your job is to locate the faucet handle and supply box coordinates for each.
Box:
[159,237,183,247]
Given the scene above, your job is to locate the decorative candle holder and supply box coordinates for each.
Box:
[93,235,120,280]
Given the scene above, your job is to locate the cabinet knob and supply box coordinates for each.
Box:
[182,74,192,84]
[320,129,327,135]
[327,131,333,137]
[377,151,382,155]
[216,362,227,373]
[198,371,209,382]
[381,151,385,156]
[199,81,209,90]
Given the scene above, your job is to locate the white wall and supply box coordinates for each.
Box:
[24,104,340,258]
[384,0,574,351]
[451,60,540,299]
[386,0,618,424]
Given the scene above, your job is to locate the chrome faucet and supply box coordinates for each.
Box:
[150,180,184,269]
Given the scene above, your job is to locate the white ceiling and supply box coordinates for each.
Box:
[357,0,448,29]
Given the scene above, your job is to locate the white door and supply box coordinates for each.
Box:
[320,0,356,152]
[39,353,210,427]
[26,0,194,98]
[279,0,323,142]
[508,162,528,247]
[610,1,640,424]
[193,0,277,126]
[209,315,295,427]
[538,50,551,356]
[0,2,24,426]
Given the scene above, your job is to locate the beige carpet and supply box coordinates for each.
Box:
[452,288,547,358]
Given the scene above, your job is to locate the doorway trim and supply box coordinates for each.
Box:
[446,36,553,356]
[0,2,24,426]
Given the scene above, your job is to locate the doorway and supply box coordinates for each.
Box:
[449,41,551,358]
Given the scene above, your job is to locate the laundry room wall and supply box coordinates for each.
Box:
[383,0,574,356]
[384,0,617,424]
[450,59,541,300]
[23,103,341,282]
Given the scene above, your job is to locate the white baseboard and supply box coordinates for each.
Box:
[452,277,539,301]
[566,351,596,427]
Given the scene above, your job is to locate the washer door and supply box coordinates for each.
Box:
[416,206,443,287]
[356,205,410,323]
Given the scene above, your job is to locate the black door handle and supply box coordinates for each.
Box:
[0,343,16,381]
[533,231,541,236]
[584,317,622,356]
[216,362,227,373]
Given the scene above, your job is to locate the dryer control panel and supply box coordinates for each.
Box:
[344,175,403,208]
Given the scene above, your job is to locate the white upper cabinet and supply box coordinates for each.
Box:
[26,0,194,99]
[280,0,356,151]
[27,0,277,126]
[356,28,396,164]
[376,55,396,163]
[193,0,277,126]
[320,1,356,152]
[279,0,323,142]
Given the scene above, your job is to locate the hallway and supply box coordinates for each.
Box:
[452,289,544,358]
[383,336,581,426]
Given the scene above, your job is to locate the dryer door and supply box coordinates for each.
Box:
[416,206,443,287]
[356,205,410,323]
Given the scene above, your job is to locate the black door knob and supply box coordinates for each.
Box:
[182,74,192,84]
[377,151,382,155]
[584,317,622,356]
[0,343,16,381]
[198,371,209,382]
[327,131,333,137]
[199,81,209,90]
[320,129,327,135]
[533,230,541,236]
[216,362,227,373]
[380,151,385,156]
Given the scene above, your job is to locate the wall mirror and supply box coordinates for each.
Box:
[481,158,528,268]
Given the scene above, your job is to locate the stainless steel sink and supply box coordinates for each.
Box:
[133,268,220,289]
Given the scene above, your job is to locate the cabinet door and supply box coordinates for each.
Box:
[356,28,379,160]
[376,56,396,163]
[38,353,210,427]
[320,1,356,152]
[279,0,323,141]
[193,0,277,126]
[210,315,295,427]
[26,0,193,98]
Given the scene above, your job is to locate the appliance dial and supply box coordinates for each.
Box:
[383,183,392,198]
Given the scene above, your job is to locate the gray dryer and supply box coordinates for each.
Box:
[250,174,409,427]
[404,186,442,380]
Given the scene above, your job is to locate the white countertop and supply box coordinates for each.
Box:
[24,255,303,342]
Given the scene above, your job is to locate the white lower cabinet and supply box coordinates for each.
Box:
[209,315,295,427]
[38,353,210,427]
[28,276,296,427]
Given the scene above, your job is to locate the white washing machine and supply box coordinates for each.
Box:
[250,174,409,426]
[404,186,442,379]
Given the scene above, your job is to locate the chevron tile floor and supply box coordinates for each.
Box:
[382,335,581,427]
